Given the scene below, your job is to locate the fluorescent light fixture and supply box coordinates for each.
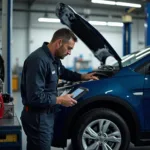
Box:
[116,2,141,8]
[38,17,123,27]
[89,21,123,27]
[38,18,60,23]
[107,22,123,27]
[91,0,141,8]
[89,21,107,26]
[92,0,115,5]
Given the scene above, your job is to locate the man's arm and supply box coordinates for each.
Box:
[59,61,98,81]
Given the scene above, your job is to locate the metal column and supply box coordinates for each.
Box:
[122,14,132,56]
[123,22,132,56]
[2,0,13,94]
[145,3,150,46]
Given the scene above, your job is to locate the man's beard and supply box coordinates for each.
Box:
[59,55,66,59]
[56,46,66,59]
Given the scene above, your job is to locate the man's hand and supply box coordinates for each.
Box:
[56,94,77,107]
[81,72,99,81]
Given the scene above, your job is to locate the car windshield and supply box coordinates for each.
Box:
[107,47,150,67]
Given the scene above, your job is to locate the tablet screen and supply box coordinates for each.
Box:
[72,88,84,98]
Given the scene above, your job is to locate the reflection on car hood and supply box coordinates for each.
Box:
[55,2,122,67]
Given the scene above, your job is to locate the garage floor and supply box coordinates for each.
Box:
[13,92,150,150]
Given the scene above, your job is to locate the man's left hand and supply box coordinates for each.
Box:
[81,72,99,81]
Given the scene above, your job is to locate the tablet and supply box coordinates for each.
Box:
[71,87,89,100]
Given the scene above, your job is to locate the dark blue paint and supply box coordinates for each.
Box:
[53,52,150,146]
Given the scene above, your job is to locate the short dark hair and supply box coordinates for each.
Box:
[51,28,77,43]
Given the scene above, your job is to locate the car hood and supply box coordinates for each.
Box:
[55,3,122,67]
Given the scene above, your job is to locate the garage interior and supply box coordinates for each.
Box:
[0,0,150,150]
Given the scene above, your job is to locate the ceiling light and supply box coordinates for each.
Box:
[91,0,141,8]
[38,18,123,27]
[92,0,115,5]
[38,18,60,23]
[116,2,141,8]
[88,21,107,26]
[89,21,123,27]
[107,22,123,27]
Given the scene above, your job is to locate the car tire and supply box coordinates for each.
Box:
[71,108,130,150]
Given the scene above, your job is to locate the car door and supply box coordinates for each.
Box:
[142,62,150,130]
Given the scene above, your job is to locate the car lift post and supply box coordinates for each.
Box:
[122,10,132,56]
[145,2,150,46]
[2,0,12,94]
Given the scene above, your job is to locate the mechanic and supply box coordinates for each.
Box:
[20,28,98,150]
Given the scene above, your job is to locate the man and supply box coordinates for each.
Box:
[20,28,98,150]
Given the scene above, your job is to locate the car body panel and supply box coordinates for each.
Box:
[52,2,150,148]
[56,68,145,127]
[143,73,150,130]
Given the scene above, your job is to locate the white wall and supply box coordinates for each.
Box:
[12,11,28,69]
[0,3,146,70]
[12,29,27,67]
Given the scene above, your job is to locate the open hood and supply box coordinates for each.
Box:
[55,3,122,68]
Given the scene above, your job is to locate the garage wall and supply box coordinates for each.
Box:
[0,3,146,69]
[12,29,27,68]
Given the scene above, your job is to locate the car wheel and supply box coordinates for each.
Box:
[71,108,130,150]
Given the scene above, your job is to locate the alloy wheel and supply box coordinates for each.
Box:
[82,119,121,150]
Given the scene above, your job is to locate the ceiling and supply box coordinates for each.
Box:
[13,0,148,19]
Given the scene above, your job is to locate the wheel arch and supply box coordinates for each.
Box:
[65,96,140,144]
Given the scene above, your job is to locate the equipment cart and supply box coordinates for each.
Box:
[0,115,22,150]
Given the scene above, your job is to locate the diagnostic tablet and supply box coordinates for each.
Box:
[71,87,89,100]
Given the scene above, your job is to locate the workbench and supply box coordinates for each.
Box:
[0,116,22,150]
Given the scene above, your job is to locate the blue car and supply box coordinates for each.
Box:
[52,3,150,150]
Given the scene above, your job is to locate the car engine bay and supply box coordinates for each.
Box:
[57,65,120,96]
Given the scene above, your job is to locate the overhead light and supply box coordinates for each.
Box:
[38,18,60,23]
[88,21,107,26]
[89,21,123,27]
[116,2,141,8]
[107,22,123,27]
[91,0,141,8]
[38,17,123,27]
[92,0,115,5]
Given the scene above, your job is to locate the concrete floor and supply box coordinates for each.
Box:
[13,92,150,150]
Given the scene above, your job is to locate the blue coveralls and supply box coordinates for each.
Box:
[20,42,81,150]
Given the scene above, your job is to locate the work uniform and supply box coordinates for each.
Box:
[20,42,81,150]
